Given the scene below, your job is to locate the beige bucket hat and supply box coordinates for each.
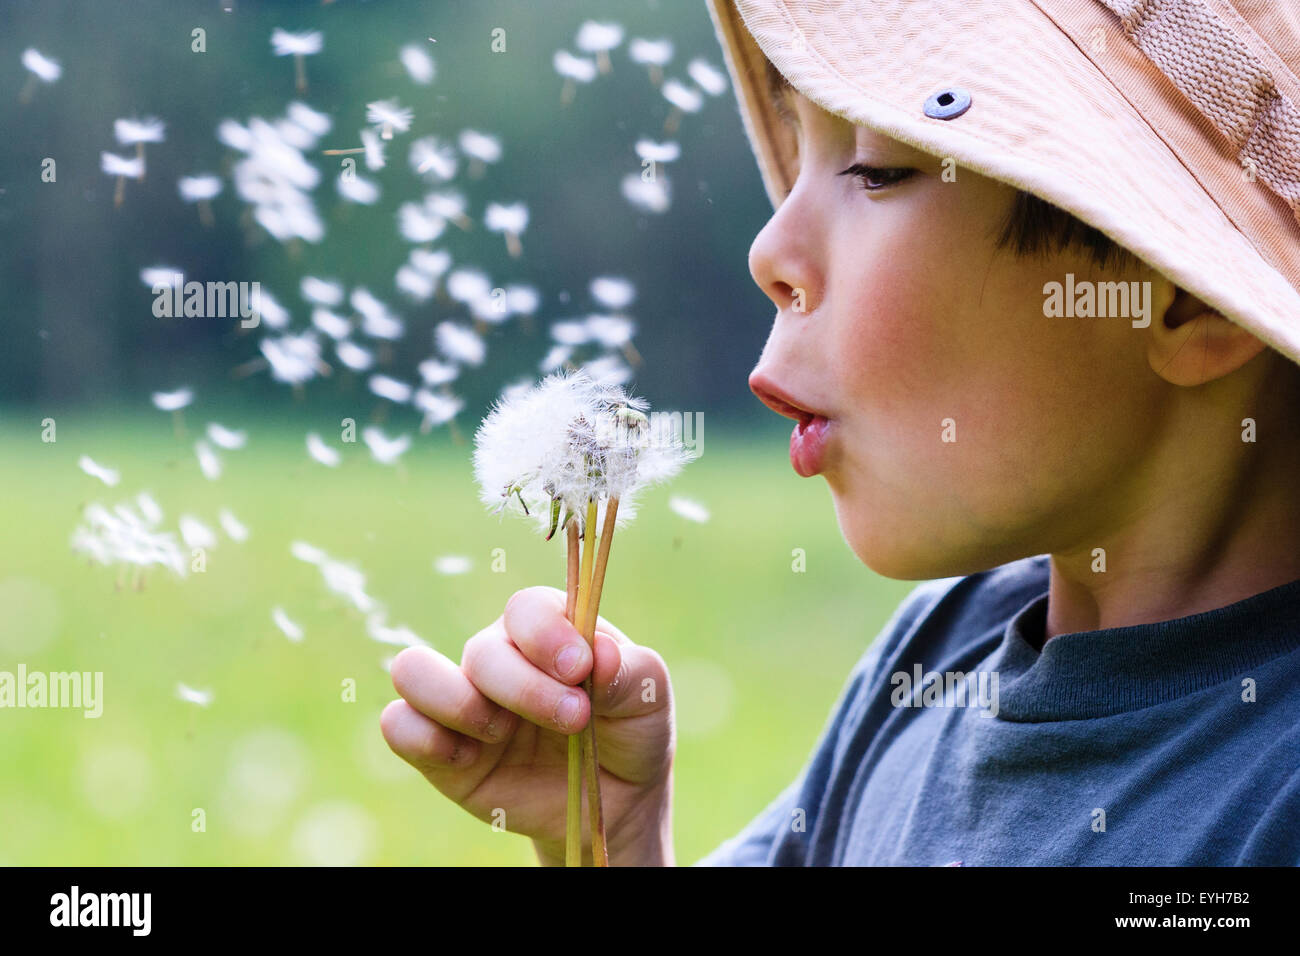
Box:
[705,0,1300,367]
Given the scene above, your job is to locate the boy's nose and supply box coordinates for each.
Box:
[747,192,822,318]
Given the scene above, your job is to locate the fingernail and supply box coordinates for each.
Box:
[557,693,583,730]
[555,644,584,679]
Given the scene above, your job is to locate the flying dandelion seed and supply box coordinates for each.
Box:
[366,613,429,648]
[414,388,463,433]
[78,455,120,487]
[352,288,404,340]
[362,426,411,465]
[669,496,710,523]
[397,201,446,243]
[540,343,574,373]
[290,540,327,565]
[369,374,413,404]
[484,202,528,258]
[271,28,323,93]
[590,276,636,311]
[446,268,491,307]
[400,44,435,85]
[435,321,486,366]
[260,332,326,387]
[176,683,214,707]
[101,151,144,208]
[335,340,374,371]
[433,555,472,575]
[360,128,386,170]
[408,247,452,282]
[179,515,217,550]
[195,440,222,480]
[287,100,331,137]
[300,276,344,307]
[550,320,592,346]
[580,354,635,387]
[634,139,681,164]
[424,190,472,230]
[153,387,194,437]
[553,50,597,106]
[621,171,671,213]
[136,492,163,525]
[418,357,458,386]
[272,606,304,642]
[178,174,223,227]
[410,135,458,180]
[311,308,352,340]
[575,20,624,75]
[206,423,247,450]
[661,79,704,135]
[395,264,435,301]
[306,432,342,467]
[19,48,61,103]
[140,265,182,288]
[458,129,501,178]
[337,172,380,205]
[366,99,413,140]
[114,116,165,183]
[72,500,187,582]
[218,508,249,541]
[687,58,728,96]
[629,37,673,85]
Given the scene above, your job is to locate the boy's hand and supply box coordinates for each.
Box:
[381,585,675,865]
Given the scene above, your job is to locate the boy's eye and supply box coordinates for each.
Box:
[839,163,915,192]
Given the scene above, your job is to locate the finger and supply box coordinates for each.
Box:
[380,698,481,776]
[462,626,589,734]
[501,586,592,684]
[390,645,518,744]
[590,632,672,719]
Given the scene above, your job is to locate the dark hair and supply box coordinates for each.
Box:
[995,189,1140,272]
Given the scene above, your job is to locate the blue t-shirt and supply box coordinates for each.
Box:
[695,554,1300,865]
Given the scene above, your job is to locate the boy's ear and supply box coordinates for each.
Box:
[1147,286,1267,386]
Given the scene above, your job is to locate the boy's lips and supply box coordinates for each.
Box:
[748,375,835,477]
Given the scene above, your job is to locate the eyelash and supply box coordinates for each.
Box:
[838,163,916,192]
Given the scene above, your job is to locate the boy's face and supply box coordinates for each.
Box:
[747,87,1168,579]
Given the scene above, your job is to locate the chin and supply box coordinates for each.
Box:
[833,497,1015,581]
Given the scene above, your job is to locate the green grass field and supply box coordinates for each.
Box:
[0,410,915,865]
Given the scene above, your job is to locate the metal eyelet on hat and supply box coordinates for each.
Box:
[923,87,972,120]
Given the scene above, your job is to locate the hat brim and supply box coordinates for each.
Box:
[705,0,1300,368]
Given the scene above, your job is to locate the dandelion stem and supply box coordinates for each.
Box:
[564,517,582,867]
[580,495,618,867]
[569,500,599,863]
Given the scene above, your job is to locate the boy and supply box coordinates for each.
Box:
[381,0,1300,864]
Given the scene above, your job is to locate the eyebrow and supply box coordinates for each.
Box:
[764,57,799,129]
